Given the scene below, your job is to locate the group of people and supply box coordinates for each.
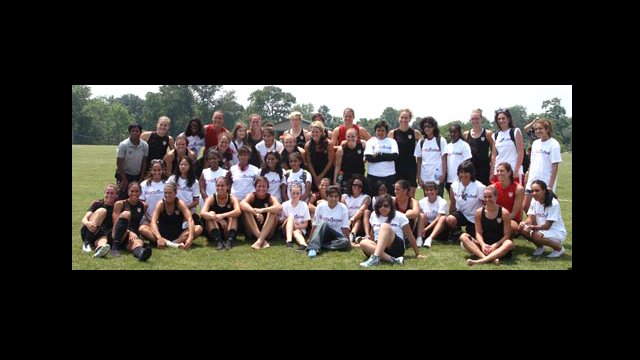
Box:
[79,107,567,267]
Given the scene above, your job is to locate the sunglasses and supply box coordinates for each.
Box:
[495,108,507,114]
[151,159,163,164]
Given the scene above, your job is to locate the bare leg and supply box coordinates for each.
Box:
[138,224,156,242]
[468,240,514,266]
[460,233,485,259]
[522,193,533,214]
[284,215,294,244]
[409,187,416,199]
[293,229,307,246]
[530,231,562,251]
[373,224,395,263]
[430,216,447,239]
[363,209,372,239]
[359,239,377,257]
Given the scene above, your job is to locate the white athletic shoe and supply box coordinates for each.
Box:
[82,242,92,253]
[93,244,111,258]
[532,247,545,256]
[546,247,565,258]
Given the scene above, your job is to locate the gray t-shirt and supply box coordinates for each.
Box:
[117,138,149,175]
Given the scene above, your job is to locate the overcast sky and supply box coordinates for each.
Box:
[87,85,572,124]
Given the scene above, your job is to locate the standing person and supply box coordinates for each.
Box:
[227,146,260,202]
[341,174,371,244]
[279,133,306,171]
[80,184,118,257]
[461,186,514,266]
[523,118,540,143]
[110,182,152,261]
[163,134,197,177]
[463,109,494,186]
[203,110,231,158]
[260,151,287,203]
[493,162,525,234]
[282,111,310,148]
[229,123,248,166]
[245,114,264,168]
[305,121,334,190]
[359,194,426,267]
[415,116,447,197]
[364,121,399,196]
[389,109,421,197]
[334,127,366,190]
[416,181,448,248]
[146,182,203,250]
[444,124,472,198]
[279,184,310,250]
[331,107,371,147]
[200,177,241,250]
[523,119,562,213]
[199,150,228,201]
[306,185,352,258]
[180,117,205,160]
[240,176,282,250]
[445,161,486,241]
[116,124,149,200]
[491,108,524,184]
[519,180,567,257]
[255,127,284,167]
[283,152,312,203]
[141,116,175,172]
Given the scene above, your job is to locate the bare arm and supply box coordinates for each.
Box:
[448,187,457,214]
[259,195,282,214]
[150,201,166,247]
[351,196,371,222]
[164,151,174,177]
[199,196,216,220]
[318,142,335,179]
[221,195,242,219]
[402,223,421,257]
[117,157,128,187]
[486,130,495,174]
[334,146,344,184]
[360,127,371,141]
[388,129,395,139]
[515,129,524,179]
[405,198,420,220]
[548,162,559,190]
[474,208,485,246]
[511,185,525,221]
[416,157,423,188]
[304,142,318,178]
[168,136,175,151]
[440,153,447,185]
[177,199,194,248]
[199,172,207,200]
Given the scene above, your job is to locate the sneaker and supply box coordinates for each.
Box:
[547,247,565,258]
[82,241,92,253]
[416,237,423,247]
[359,255,380,268]
[296,245,307,252]
[394,256,404,266]
[138,247,152,261]
[111,248,121,257]
[224,239,233,250]
[286,241,294,248]
[532,246,545,256]
[93,244,111,258]
[217,240,224,250]
[308,249,317,258]
[424,237,432,248]
[349,233,356,243]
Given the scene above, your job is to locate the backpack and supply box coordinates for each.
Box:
[419,135,442,152]
[493,128,516,144]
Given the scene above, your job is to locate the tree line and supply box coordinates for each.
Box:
[72,85,571,152]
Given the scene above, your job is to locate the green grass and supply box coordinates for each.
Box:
[72,145,572,270]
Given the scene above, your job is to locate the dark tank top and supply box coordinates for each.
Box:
[251,193,271,209]
[465,128,490,166]
[393,128,417,170]
[158,199,183,229]
[481,206,504,244]
[124,200,145,232]
[288,128,307,149]
[147,132,170,166]
[341,142,365,178]
[212,194,234,214]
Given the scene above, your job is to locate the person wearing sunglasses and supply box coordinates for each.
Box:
[445,160,486,243]
[359,194,426,267]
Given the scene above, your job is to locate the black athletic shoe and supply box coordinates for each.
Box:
[139,247,152,261]
[224,239,233,250]
[286,242,294,248]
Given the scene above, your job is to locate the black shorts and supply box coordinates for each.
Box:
[81,225,113,245]
[453,211,475,236]
[385,235,406,258]
[396,166,418,187]
[158,223,183,241]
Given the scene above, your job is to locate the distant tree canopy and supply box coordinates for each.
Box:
[72,86,571,152]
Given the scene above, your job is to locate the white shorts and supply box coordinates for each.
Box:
[539,229,566,244]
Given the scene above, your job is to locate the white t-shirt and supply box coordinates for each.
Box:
[527,198,566,240]
[280,200,311,223]
[418,196,448,223]
[140,180,165,221]
[255,140,284,161]
[230,139,244,165]
[494,128,523,176]
[167,175,200,212]
[526,138,562,192]
[180,132,204,158]
[285,168,312,200]
[263,170,286,203]
[445,140,473,183]
[369,211,409,242]
[343,193,371,218]
[201,167,228,198]
[229,164,260,201]
[414,136,448,183]
[364,137,399,177]
[451,180,485,223]
[313,202,350,234]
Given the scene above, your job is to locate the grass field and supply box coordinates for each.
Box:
[72,145,572,270]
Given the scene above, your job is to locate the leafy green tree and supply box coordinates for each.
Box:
[141,92,165,132]
[292,103,314,122]
[189,85,222,122]
[72,85,92,144]
[542,97,571,151]
[80,98,109,144]
[356,118,378,135]
[245,86,296,124]
[507,105,529,130]
[380,107,400,130]
[317,105,333,122]
[159,85,194,137]
[213,90,245,130]
[115,94,144,124]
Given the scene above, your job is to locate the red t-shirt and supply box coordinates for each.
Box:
[204,125,227,155]
[494,181,522,222]
[337,124,361,144]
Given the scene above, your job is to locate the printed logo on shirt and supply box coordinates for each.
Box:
[320,216,343,224]
[534,211,548,218]
[376,145,392,151]
[137,208,142,213]
[408,135,413,139]
[497,217,502,223]
[451,151,463,156]
[163,141,167,146]
[508,192,513,198]
[357,149,362,154]
[424,147,441,153]
[481,136,485,141]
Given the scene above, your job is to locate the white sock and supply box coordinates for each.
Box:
[416,236,423,246]
[425,237,433,247]
[164,240,180,248]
